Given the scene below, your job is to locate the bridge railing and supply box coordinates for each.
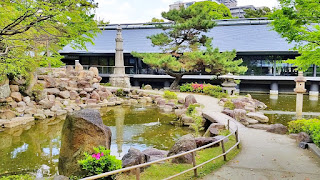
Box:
[81,119,240,180]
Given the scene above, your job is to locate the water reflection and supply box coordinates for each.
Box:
[251,94,320,125]
[0,106,191,176]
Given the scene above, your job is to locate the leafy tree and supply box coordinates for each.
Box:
[132,1,245,89]
[271,0,320,70]
[150,17,165,23]
[0,0,100,82]
[244,7,272,18]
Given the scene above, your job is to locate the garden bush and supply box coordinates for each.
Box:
[78,146,122,180]
[115,89,124,96]
[163,90,177,99]
[224,100,235,110]
[180,83,228,98]
[288,119,320,147]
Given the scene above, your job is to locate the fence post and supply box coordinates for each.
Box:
[221,141,227,161]
[136,167,140,180]
[192,151,198,177]
[227,119,230,130]
[235,129,240,149]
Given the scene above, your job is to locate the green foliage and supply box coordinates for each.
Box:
[163,90,177,99]
[0,175,34,180]
[115,89,124,96]
[288,119,320,147]
[101,83,112,87]
[271,0,320,70]
[132,1,242,90]
[78,146,122,180]
[186,104,200,116]
[150,17,165,23]
[224,100,235,110]
[0,0,100,82]
[179,83,228,98]
[244,7,272,18]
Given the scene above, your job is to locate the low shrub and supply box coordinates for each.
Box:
[224,100,235,110]
[186,104,200,116]
[288,119,320,147]
[115,89,124,96]
[78,146,122,180]
[163,90,177,99]
[101,82,112,87]
[180,83,228,98]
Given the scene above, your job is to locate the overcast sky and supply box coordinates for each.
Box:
[95,0,279,24]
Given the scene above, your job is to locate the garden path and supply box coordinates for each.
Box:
[183,93,320,180]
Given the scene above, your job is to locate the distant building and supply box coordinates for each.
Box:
[216,0,237,8]
[169,0,221,10]
[229,5,256,18]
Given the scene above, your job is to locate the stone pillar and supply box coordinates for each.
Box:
[313,65,317,77]
[270,82,278,95]
[309,81,319,101]
[115,107,124,157]
[294,71,306,119]
[109,25,131,88]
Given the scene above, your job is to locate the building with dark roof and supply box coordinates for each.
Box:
[59,19,320,94]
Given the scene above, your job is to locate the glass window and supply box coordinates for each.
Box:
[80,57,90,65]
[99,57,108,66]
[91,57,99,65]
[109,57,115,66]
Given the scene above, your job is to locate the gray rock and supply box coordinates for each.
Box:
[297,132,313,143]
[234,109,247,121]
[0,78,11,99]
[10,92,22,102]
[59,91,70,99]
[46,88,60,95]
[194,137,220,148]
[185,95,197,107]
[246,118,259,124]
[168,134,196,164]
[144,84,152,90]
[34,113,46,120]
[222,109,235,118]
[246,112,269,123]
[122,148,147,168]
[0,110,16,120]
[142,148,168,162]
[23,96,31,104]
[9,85,19,92]
[175,109,187,118]
[59,109,112,177]
[39,99,54,109]
[266,124,288,134]
[247,124,272,130]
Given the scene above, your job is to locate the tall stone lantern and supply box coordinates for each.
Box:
[109,25,131,88]
[221,73,238,96]
[294,71,306,119]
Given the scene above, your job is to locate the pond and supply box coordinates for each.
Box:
[250,94,320,126]
[0,105,192,177]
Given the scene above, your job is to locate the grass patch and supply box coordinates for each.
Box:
[117,136,240,180]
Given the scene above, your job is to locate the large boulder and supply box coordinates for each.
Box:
[246,112,269,123]
[167,134,197,164]
[204,123,225,137]
[58,109,112,177]
[122,148,147,168]
[266,124,288,134]
[185,95,197,107]
[142,148,168,162]
[59,91,70,99]
[233,109,247,121]
[194,137,220,148]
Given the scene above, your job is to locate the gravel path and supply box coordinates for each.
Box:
[183,93,320,180]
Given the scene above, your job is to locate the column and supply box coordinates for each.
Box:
[309,81,319,101]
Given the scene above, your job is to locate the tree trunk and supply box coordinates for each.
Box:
[170,74,183,90]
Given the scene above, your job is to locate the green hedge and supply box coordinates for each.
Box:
[180,83,227,98]
[288,119,320,147]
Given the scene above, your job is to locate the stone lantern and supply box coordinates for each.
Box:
[294,71,306,119]
[221,73,238,95]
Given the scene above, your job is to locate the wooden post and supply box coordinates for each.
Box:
[227,119,230,130]
[235,129,240,149]
[135,167,140,180]
[192,151,198,177]
[221,141,227,161]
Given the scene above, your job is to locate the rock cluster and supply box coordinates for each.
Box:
[220,96,269,126]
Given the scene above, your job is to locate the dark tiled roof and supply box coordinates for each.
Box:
[59,24,296,54]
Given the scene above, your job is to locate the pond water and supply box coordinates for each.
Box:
[0,106,191,177]
[250,94,320,126]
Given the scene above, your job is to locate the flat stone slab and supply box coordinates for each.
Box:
[0,117,34,128]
